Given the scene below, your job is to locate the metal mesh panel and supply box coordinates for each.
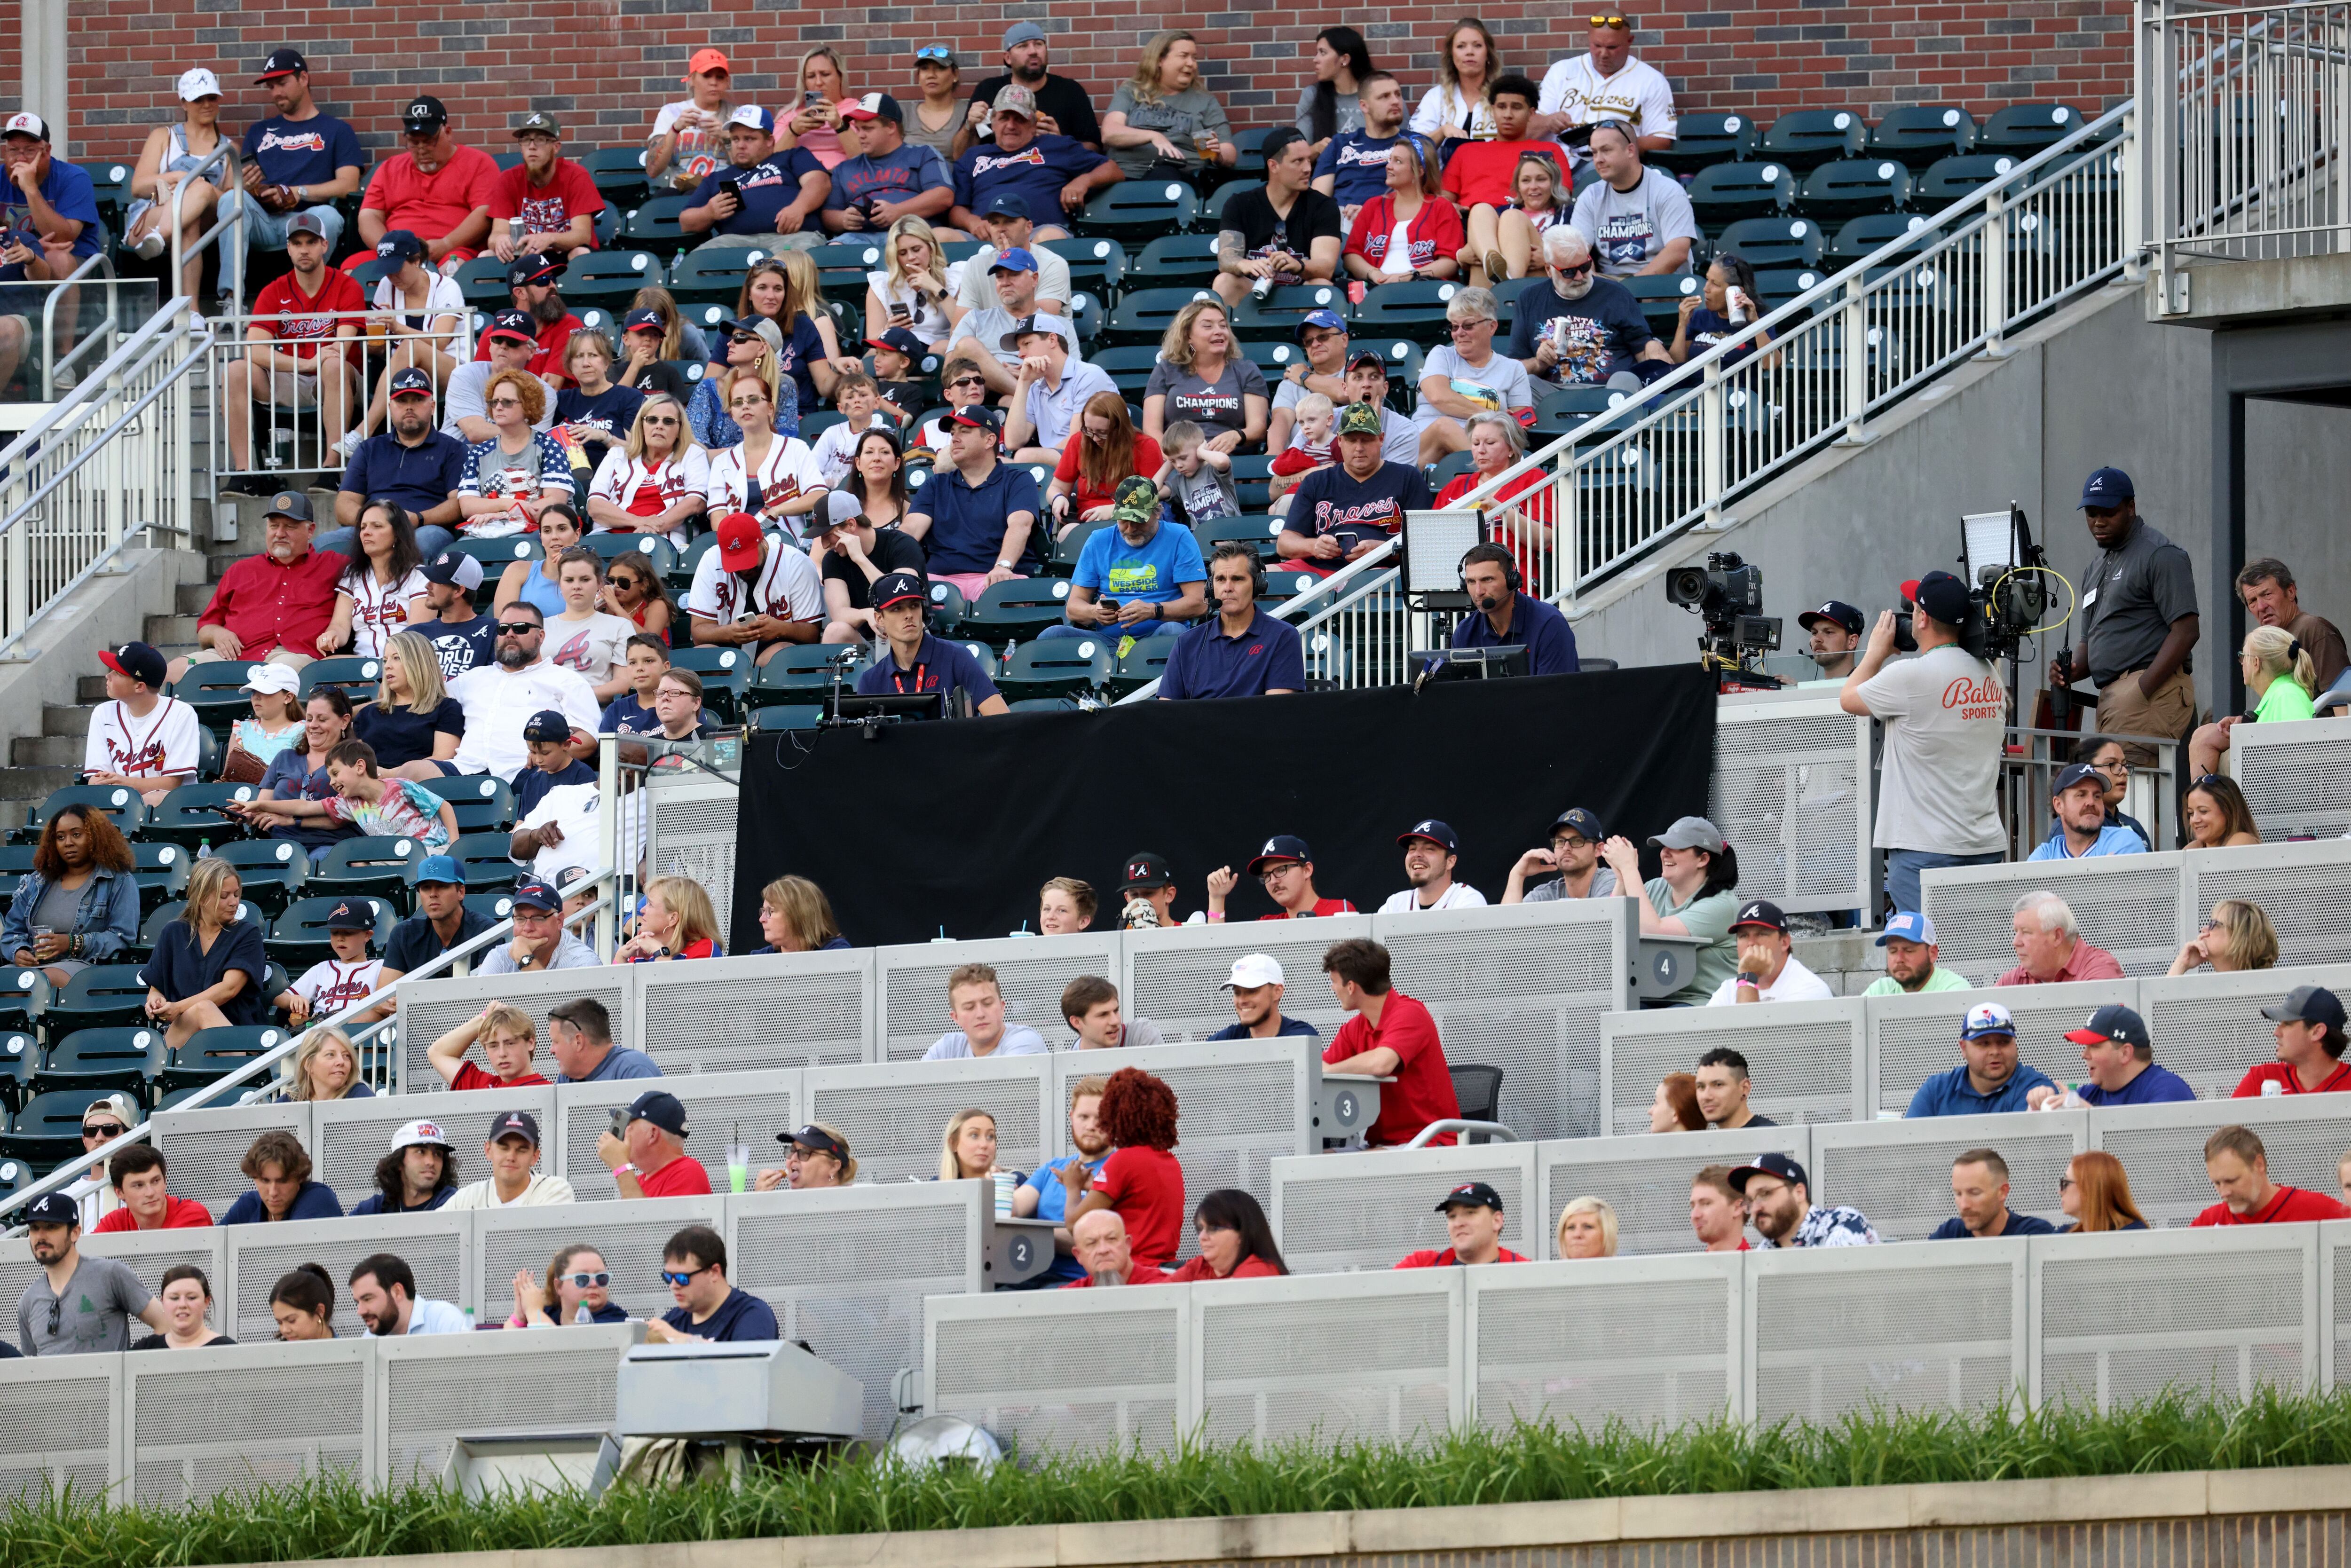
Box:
[2089,1097,2351,1229]
[1375,903,1628,1142]
[151,1102,310,1219]
[2142,964,2351,1104]
[1539,1127,1810,1257]
[1195,1273,1458,1446]
[2232,719,2351,841]
[476,1196,721,1324]
[1867,981,2134,1115]
[2328,1221,2351,1391]
[313,1088,556,1213]
[0,1358,118,1502]
[804,1056,1050,1184]
[1603,1002,1865,1135]
[645,773,740,920]
[2183,843,2351,971]
[1709,698,1869,912]
[552,1070,800,1195]
[1471,1256,1739,1430]
[1271,1146,1538,1273]
[635,952,872,1072]
[2035,1228,2313,1409]
[128,1339,372,1505]
[733,1185,982,1440]
[226,1213,471,1342]
[1812,1113,2086,1244]
[1921,859,2187,986]
[395,970,628,1093]
[0,1229,227,1339]
[875,933,1122,1062]
[1123,917,1373,1041]
[1751,1243,2026,1423]
[380,1326,634,1485]
[928,1290,1187,1455]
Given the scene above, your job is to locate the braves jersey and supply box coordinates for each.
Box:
[85,698,200,780]
[702,435,823,529]
[588,447,711,545]
[292,956,385,1016]
[336,564,428,659]
[686,537,825,628]
[252,267,365,362]
[1536,54,1679,142]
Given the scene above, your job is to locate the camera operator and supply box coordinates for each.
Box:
[1840,570,2006,916]
[1449,544,1579,674]
[2050,468,2200,772]
[1797,600,1863,681]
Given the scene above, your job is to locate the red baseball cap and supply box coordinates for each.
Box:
[715,512,764,572]
[685,47,731,79]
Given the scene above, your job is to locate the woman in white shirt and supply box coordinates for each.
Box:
[543,545,637,702]
[586,394,709,548]
[324,499,430,659]
[1410,20,1501,143]
[702,369,824,542]
[349,229,468,446]
[863,216,966,349]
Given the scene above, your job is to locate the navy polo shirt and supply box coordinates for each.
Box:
[1449,592,1580,676]
[1207,1016,1321,1040]
[659,1285,779,1342]
[1927,1211,2058,1239]
[854,633,1002,709]
[1159,610,1307,700]
[912,460,1042,575]
[513,757,597,821]
[1904,1061,2058,1119]
[339,429,470,515]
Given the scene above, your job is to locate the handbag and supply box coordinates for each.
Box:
[218,731,268,786]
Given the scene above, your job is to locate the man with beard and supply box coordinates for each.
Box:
[1380,819,1487,912]
[223,212,363,485]
[349,1253,468,1335]
[1503,807,1618,903]
[954,22,1104,157]
[469,254,583,387]
[1508,226,1666,386]
[488,112,602,261]
[354,95,497,272]
[1013,1075,1114,1284]
[172,491,346,682]
[1729,1154,1879,1249]
[1207,953,1321,1039]
[328,367,464,554]
[16,1192,165,1355]
[445,602,600,780]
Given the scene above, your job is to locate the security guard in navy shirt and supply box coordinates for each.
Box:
[852,571,1009,714]
[1449,542,1579,674]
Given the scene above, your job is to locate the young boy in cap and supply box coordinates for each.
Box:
[862,326,930,420]
[489,112,602,262]
[428,1001,553,1091]
[853,570,1009,713]
[1394,1181,1528,1267]
[511,710,598,820]
[447,1110,576,1208]
[276,898,387,1025]
[1114,851,1183,929]
[85,641,200,803]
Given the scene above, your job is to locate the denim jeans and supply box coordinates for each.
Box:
[1884,848,2005,919]
[316,523,456,564]
[1036,620,1183,641]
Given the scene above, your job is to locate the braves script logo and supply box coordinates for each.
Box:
[1333,140,1392,169]
[256,128,328,155]
[1307,496,1404,535]
[102,732,168,774]
[308,963,379,1012]
[972,147,1047,178]
[1942,674,2003,723]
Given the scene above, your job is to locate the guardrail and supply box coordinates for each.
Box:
[168,139,240,315]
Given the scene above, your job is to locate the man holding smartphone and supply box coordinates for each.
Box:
[679,107,829,250]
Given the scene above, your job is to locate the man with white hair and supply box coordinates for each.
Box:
[1996,890,2124,986]
[1506,227,1666,387]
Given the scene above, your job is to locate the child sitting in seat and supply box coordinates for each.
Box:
[1154,420,1239,526]
[1267,392,1335,518]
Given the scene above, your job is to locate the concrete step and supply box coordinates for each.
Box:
[145,613,200,645]
[0,764,78,817]
[175,580,213,615]
[77,675,107,703]
[11,733,83,768]
[42,703,83,737]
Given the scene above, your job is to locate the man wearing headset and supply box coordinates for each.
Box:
[1449,542,1580,674]
[1159,542,1307,700]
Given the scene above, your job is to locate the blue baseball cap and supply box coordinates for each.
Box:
[726,104,776,135]
[988,247,1038,275]
[2066,1004,2151,1053]
[2078,466,2134,508]
[509,878,561,912]
[1959,1001,2016,1040]
[1246,835,1313,875]
[1397,819,1459,853]
[1728,1152,1807,1193]
[1876,911,1937,947]
[1292,307,1347,345]
[411,854,465,888]
[2051,761,2103,798]
[979,191,1032,221]
[1797,599,1863,635]
[1550,807,1604,843]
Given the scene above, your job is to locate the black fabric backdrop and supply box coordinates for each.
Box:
[731,666,1719,950]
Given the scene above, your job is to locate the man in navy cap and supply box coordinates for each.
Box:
[1393,1182,1528,1268]
[1381,820,1488,912]
[17,1190,166,1355]
[1708,899,1834,1005]
[2054,466,2200,771]
[329,362,465,554]
[598,1091,713,1199]
[956,192,1074,313]
[1797,599,1864,680]
[1204,835,1358,921]
[824,93,953,232]
[679,105,829,249]
[1504,807,1619,903]
[2067,1004,2195,1105]
[478,878,600,974]
[238,50,363,257]
[442,308,553,442]
[1862,910,1969,996]
[1841,569,2007,916]
[355,94,499,271]
[2027,761,2150,861]
[1905,1001,2056,1117]
[903,405,1042,597]
[854,570,1008,715]
[1212,127,1342,308]
[1730,1153,1879,1249]
[2236,985,2351,1097]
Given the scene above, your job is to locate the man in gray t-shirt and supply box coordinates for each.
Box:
[1505,807,1622,903]
[17,1193,162,1355]
[1569,125,1698,278]
[2057,467,2200,769]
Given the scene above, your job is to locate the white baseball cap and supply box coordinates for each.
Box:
[1220,953,1285,990]
[240,664,301,696]
[2,112,50,142]
[177,69,223,102]
[389,1119,453,1152]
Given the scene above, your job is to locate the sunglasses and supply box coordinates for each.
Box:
[658,1265,711,1287]
[83,1122,127,1138]
[915,46,954,61]
[2058,1175,2076,1193]
[947,375,986,389]
[1447,319,1492,334]
[641,414,679,425]
[1556,260,1595,278]
[495,621,542,635]
[729,331,765,346]
[564,1271,611,1288]
[1590,14,1631,26]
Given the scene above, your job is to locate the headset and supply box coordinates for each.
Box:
[1459,542,1522,604]
[1210,540,1267,599]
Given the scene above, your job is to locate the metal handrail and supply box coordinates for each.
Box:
[1112,538,1400,703]
[167,139,240,309]
[1405,1119,1516,1148]
[0,294,198,478]
[38,250,123,401]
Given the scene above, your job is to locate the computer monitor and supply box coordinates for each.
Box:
[824,690,947,724]
[1407,645,1531,680]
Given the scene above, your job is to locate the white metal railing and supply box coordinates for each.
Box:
[0,296,209,656]
[37,254,137,401]
[2142,0,2351,310]
[1112,537,1401,701]
[167,139,241,312]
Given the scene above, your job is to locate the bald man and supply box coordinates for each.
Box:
[1060,1207,1137,1288]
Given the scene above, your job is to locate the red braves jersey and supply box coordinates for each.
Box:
[252,267,364,362]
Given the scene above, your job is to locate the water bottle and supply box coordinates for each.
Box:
[2262,1079,2285,1097]
[574,1300,593,1325]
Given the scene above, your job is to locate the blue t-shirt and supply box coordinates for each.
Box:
[558,1045,664,1083]
[1207,1015,1321,1039]
[552,383,646,472]
[659,1286,778,1342]
[1927,1211,2058,1239]
[1159,610,1307,701]
[601,693,660,733]
[1314,131,1406,205]
[220,1180,345,1224]
[2,158,103,260]
[1903,1060,2059,1118]
[244,113,365,191]
[350,1184,457,1216]
[854,633,1002,709]
[2077,1063,2198,1107]
[952,134,1112,225]
[1073,520,1206,607]
[775,312,829,421]
[1450,592,1580,676]
[141,919,270,1025]
[1507,275,1657,384]
[824,144,951,212]
[421,613,497,681]
[1680,306,1761,368]
[1281,460,1432,561]
[1020,1152,1108,1282]
[684,150,826,237]
[513,757,598,821]
[912,460,1042,574]
[2026,824,2149,861]
[339,430,471,517]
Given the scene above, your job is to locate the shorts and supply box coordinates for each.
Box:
[229,193,346,253]
[695,231,823,254]
[186,647,315,671]
[423,758,463,776]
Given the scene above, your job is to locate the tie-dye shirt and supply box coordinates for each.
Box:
[321,777,453,853]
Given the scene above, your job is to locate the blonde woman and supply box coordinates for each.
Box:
[753,874,850,953]
[617,874,725,962]
[702,370,823,534]
[124,69,232,299]
[1102,31,1235,180]
[779,249,857,410]
[2170,898,2279,977]
[587,395,709,547]
[279,1028,375,1102]
[780,46,851,169]
[1411,19,1501,142]
[2193,623,2321,775]
[1142,298,1268,453]
[142,857,267,1050]
[1556,1195,1619,1259]
[937,1107,999,1181]
[456,369,576,535]
[864,216,965,348]
[688,325,791,451]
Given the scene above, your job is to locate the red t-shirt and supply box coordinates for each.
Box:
[473,310,585,383]
[638,1152,714,1198]
[1437,467,1552,589]
[198,547,349,659]
[1444,140,1571,209]
[1159,1253,1282,1284]
[488,158,605,243]
[1090,1145,1185,1269]
[2234,1060,2351,1096]
[1259,897,1357,921]
[2192,1186,2351,1226]
[1324,991,1459,1147]
[1052,433,1165,517]
[359,145,502,261]
[449,1062,552,1091]
[92,1195,213,1232]
[1395,1245,1530,1268]
[252,266,365,362]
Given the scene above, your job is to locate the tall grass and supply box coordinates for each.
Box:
[11,1387,2351,1568]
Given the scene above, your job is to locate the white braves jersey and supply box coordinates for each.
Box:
[1537,53,1678,142]
[587,446,710,547]
[337,564,428,659]
[84,697,201,779]
[1378,882,1490,913]
[702,435,823,525]
[805,413,895,490]
[685,536,825,628]
[292,957,385,1015]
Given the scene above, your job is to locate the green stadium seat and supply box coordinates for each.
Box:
[1089,345,1168,400]
[312,835,426,906]
[450,832,521,892]
[157,1025,289,1095]
[211,839,308,916]
[583,530,678,581]
[1351,279,1464,334]
[1712,216,1825,270]
[271,894,398,972]
[1076,180,1200,240]
[4,1089,95,1165]
[15,784,151,846]
[165,661,267,739]
[1199,180,1263,230]
[300,655,383,705]
[748,702,825,733]
[1977,103,2085,156]
[670,245,777,310]
[670,530,718,593]
[1039,236,1128,299]
[1106,637,1175,698]
[33,1027,162,1100]
[584,146,652,209]
[455,255,515,309]
[0,1032,31,1118]
[1651,112,1759,175]
[749,644,869,704]
[1797,159,1912,222]
[1688,162,1797,231]
[462,890,519,926]
[998,638,1113,701]
[1917,155,2024,207]
[0,972,50,1047]
[39,964,153,1046]
[1103,286,1213,348]
[1258,567,1325,604]
[666,645,749,723]
[1231,283,1347,338]
[1760,109,1867,172]
[1829,213,1933,263]
[1048,520,1108,577]
[1228,454,1275,513]
[1129,232,1225,289]
[416,774,513,835]
[129,844,190,914]
[561,247,666,303]
[964,578,1074,643]
[621,196,696,260]
[1196,513,1287,564]
[1870,107,1977,169]
[925,579,968,635]
[142,783,260,851]
[445,535,545,572]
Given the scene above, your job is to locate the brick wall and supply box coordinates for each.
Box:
[32,0,2130,165]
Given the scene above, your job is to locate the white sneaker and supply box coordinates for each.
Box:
[50,364,78,392]
[329,432,361,461]
[130,229,167,260]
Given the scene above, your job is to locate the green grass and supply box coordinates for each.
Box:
[12,1387,2351,1568]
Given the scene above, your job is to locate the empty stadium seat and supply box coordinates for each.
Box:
[997,638,1113,701]
[1917,154,2023,207]
[165,661,267,736]
[1797,159,1912,221]
[311,836,425,906]
[1047,520,1107,577]
[1870,106,1978,168]
[1760,109,1867,171]
[1232,283,1349,337]
[445,535,544,573]
[129,844,190,913]
[1351,279,1464,334]
[669,530,716,593]
[448,833,521,892]
[1076,180,1199,240]
[34,1027,162,1099]
[746,703,824,733]
[1711,217,1825,269]
[1107,638,1175,698]
[749,644,867,705]
[964,579,1074,644]
[562,246,664,304]
[1687,162,1797,230]
[1829,213,1934,262]
[1257,567,1325,604]
[300,655,382,705]
[1089,344,1168,400]
[157,1025,289,1095]
[924,579,968,635]
[462,890,518,926]
[582,531,679,582]
[1129,232,1225,289]
[670,245,771,309]
[1977,102,2086,155]
[666,646,749,723]
[806,241,885,299]
[1623,273,1701,337]
[4,1088,95,1164]
[0,973,53,1044]
[454,255,514,310]
[0,1032,32,1114]
[211,839,309,915]
[40,964,153,1045]
[141,783,260,851]
[416,773,514,835]
[1196,513,1287,563]
[584,146,652,209]
[1104,286,1214,347]
[1040,236,1128,298]
[620,196,695,259]
[1450,1064,1504,1136]
[17,784,151,847]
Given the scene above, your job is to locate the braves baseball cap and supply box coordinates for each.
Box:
[1550,807,1604,843]
[1649,816,1727,853]
[2079,466,2134,508]
[1221,953,1286,990]
[507,255,561,290]
[1959,1001,2016,1040]
[420,550,484,591]
[257,48,308,81]
[726,105,776,135]
[1120,851,1175,893]
[1876,910,1937,947]
[865,326,923,357]
[620,307,664,335]
[324,899,378,931]
[1903,569,1971,627]
[489,1110,543,1146]
[1002,21,1047,47]
[22,1192,78,1226]
[841,93,903,125]
[411,853,466,888]
[241,663,300,697]
[685,47,731,79]
[1001,313,1066,353]
[401,95,450,134]
[947,404,1002,438]
[2051,761,2103,798]
[522,709,575,745]
[1797,599,1863,635]
[177,69,222,103]
[1293,307,1347,345]
[509,878,561,912]
[1729,898,1787,934]
[1346,348,1389,374]
[2066,1004,2152,1052]
[626,1090,691,1139]
[1398,819,1459,853]
[979,192,1032,221]
[389,1119,452,1152]
[871,570,928,611]
[375,229,425,264]
[486,309,537,346]
[1436,1180,1504,1213]
[2262,985,2348,1035]
[714,511,764,572]
[988,247,1039,276]
[1246,835,1312,875]
[1337,401,1385,437]
[101,641,168,689]
[1,113,49,144]
[993,85,1040,120]
[514,111,562,139]
[1111,473,1158,527]
[1727,1151,1808,1193]
[389,365,435,400]
[782,1123,848,1156]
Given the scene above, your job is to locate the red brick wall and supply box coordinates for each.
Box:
[29,1,2130,165]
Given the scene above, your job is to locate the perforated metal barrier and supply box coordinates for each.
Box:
[876,932,1123,1063]
[2228,716,2351,844]
[1603,1000,1868,1135]
[1272,1145,1540,1274]
[634,952,872,1072]
[1471,1255,1743,1431]
[1711,690,1873,916]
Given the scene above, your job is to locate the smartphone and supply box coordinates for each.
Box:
[889,302,911,323]
[608,1108,629,1138]
[804,90,824,109]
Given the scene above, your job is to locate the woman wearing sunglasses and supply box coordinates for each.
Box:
[904,46,963,156]
[508,1243,629,1327]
